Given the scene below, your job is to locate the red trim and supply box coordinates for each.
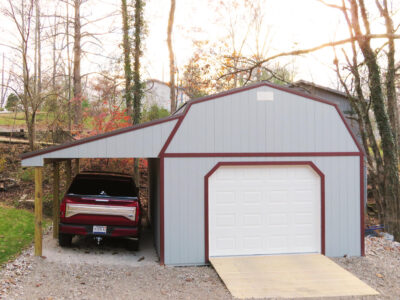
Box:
[164,152,360,158]
[204,161,326,263]
[21,115,180,160]
[158,82,364,157]
[360,154,365,256]
[334,106,364,154]
[160,157,165,265]
[158,114,185,156]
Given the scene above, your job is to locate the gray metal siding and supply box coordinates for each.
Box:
[149,158,160,256]
[22,119,177,166]
[166,86,358,153]
[309,89,363,148]
[164,156,361,265]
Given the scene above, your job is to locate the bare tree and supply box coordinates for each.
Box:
[0,53,11,108]
[218,0,400,239]
[72,0,82,126]
[2,0,44,150]
[121,0,133,118]
[375,0,400,150]
[167,0,176,112]
[132,0,145,124]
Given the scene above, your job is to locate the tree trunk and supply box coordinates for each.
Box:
[35,0,41,97]
[133,0,144,125]
[66,1,72,132]
[167,0,176,113]
[121,0,133,118]
[351,0,400,240]
[1,53,5,108]
[73,0,82,126]
[377,0,400,151]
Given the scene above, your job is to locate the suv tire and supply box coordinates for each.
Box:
[127,239,139,251]
[59,233,73,247]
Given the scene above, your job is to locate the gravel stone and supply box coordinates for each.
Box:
[0,231,399,299]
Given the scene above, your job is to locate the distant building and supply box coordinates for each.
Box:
[143,79,189,112]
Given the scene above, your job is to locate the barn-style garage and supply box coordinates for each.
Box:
[21,81,365,266]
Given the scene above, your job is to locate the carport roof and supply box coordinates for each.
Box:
[20,114,180,160]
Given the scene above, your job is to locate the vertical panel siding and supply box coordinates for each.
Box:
[164,156,361,265]
[22,119,178,166]
[166,86,359,153]
[148,158,160,256]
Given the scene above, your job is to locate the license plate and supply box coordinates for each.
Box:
[93,225,107,234]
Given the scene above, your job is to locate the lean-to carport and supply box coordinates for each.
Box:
[20,116,178,256]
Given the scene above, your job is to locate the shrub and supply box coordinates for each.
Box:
[0,156,6,173]
[19,168,34,182]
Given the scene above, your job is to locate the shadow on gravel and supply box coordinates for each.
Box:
[43,229,158,266]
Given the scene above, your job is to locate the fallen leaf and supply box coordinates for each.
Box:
[36,283,42,287]
[376,273,383,278]
[40,256,47,259]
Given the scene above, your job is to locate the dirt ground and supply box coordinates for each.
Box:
[0,231,399,300]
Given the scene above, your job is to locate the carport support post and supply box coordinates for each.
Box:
[34,167,43,256]
[52,162,60,239]
[66,160,72,187]
[74,158,80,175]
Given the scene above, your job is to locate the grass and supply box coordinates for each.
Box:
[0,111,95,130]
[0,205,35,265]
[0,112,54,127]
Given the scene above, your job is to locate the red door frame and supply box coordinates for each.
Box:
[203,161,325,262]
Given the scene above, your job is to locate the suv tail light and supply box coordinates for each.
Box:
[60,199,66,218]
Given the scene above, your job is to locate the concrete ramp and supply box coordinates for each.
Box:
[210,254,378,299]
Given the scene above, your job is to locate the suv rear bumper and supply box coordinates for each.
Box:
[59,223,139,237]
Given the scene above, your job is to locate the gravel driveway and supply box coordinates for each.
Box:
[0,230,399,300]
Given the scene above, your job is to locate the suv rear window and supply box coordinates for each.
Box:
[68,176,137,197]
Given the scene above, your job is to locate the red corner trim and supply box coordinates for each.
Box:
[164,152,360,158]
[160,157,165,265]
[158,82,364,157]
[204,161,326,263]
[360,154,365,256]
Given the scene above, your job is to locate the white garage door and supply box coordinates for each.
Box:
[209,164,321,257]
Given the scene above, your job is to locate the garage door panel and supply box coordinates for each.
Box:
[267,213,288,225]
[243,237,263,250]
[243,214,262,226]
[216,237,236,251]
[243,191,262,204]
[293,201,314,212]
[216,214,236,227]
[267,236,289,252]
[294,224,314,235]
[209,165,321,257]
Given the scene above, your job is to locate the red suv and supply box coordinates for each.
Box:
[59,172,141,250]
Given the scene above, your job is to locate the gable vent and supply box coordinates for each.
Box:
[257,91,274,101]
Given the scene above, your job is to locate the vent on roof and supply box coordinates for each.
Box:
[257,91,274,101]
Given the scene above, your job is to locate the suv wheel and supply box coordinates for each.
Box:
[126,239,139,251]
[58,233,73,247]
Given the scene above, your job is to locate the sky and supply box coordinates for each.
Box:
[0,0,399,94]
